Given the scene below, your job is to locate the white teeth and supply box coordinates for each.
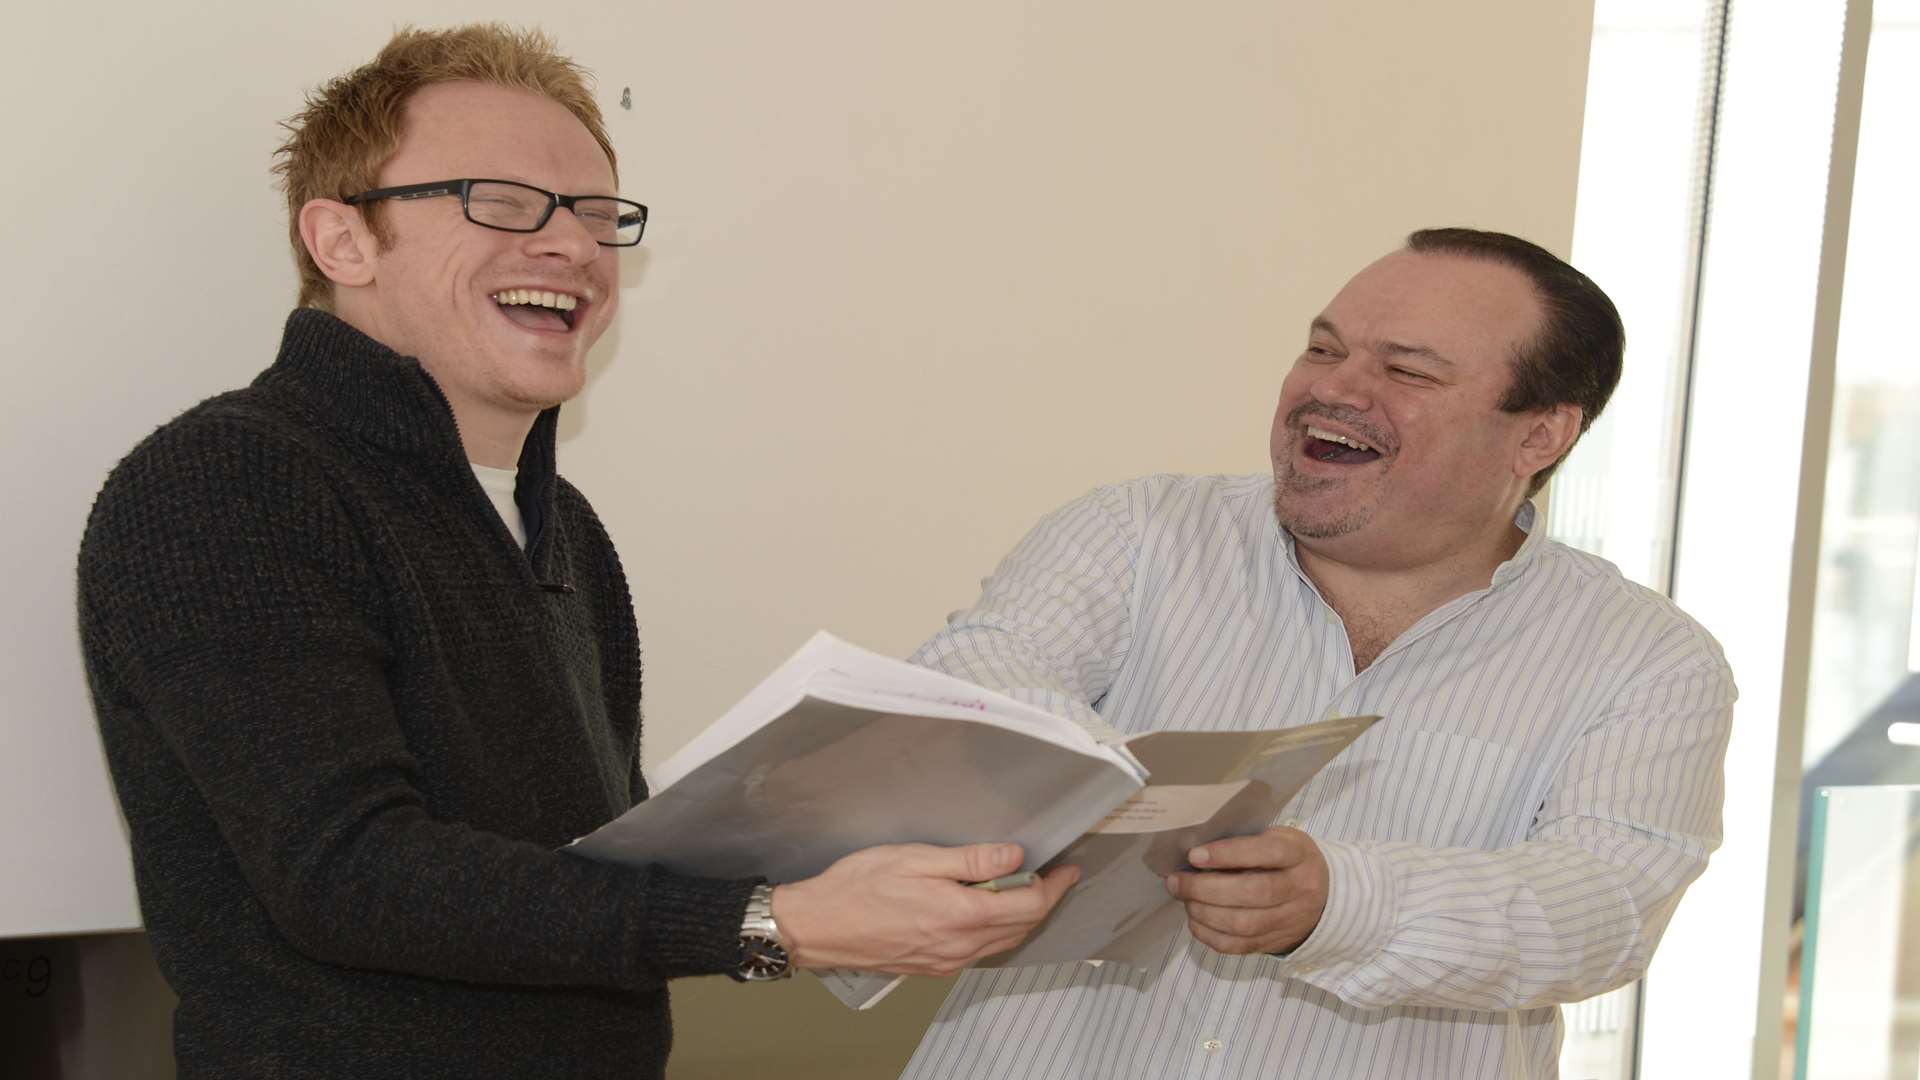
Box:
[491,289,580,311]
[1305,425,1375,452]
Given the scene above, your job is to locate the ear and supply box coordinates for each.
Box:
[298,199,379,290]
[1513,403,1584,483]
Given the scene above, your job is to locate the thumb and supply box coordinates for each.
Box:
[955,842,1025,882]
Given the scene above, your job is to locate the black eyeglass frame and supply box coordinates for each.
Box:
[342,178,648,247]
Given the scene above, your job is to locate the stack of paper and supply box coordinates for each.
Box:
[569,632,1376,1008]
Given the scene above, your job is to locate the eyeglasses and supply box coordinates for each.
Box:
[343,178,648,247]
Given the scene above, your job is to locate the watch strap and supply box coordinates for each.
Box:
[733,883,792,982]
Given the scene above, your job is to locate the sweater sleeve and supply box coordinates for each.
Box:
[78,418,752,990]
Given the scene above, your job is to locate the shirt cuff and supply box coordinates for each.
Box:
[1272,838,1397,974]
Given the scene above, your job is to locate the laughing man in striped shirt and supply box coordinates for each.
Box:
[902,228,1735,1080]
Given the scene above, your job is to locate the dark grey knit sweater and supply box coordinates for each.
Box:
[77,309,758,1079]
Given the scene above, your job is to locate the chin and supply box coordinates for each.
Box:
[1273,489,1374,541]
[1278,511,1373,541]
[514,378,588,412]
[499,353,590,404]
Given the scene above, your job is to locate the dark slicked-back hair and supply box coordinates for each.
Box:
[1406,227,1624,495]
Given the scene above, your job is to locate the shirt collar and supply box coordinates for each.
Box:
[1276,497,1546,593]
[1491,500,1544,587]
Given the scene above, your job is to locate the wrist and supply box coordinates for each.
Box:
[767,883,805,964]
[731,883,793,982]
[1280,839,1392,971]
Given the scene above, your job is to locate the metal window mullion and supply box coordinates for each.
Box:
[1749,0,1876,1077]
[1631,1,1734,1073]
[1662,0,1734,604]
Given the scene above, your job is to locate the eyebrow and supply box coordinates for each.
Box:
[1309,316,1455,368]
[1381,341,1455,368]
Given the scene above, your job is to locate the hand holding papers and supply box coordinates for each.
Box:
[763,840,1079,980]
[973,723,1377,973]
[568,632,1376,1007]
[1170,826,1332,956]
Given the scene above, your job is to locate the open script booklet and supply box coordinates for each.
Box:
[568,632,1377,1009]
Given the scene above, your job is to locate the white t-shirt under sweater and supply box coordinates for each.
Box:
[471,463,526,549]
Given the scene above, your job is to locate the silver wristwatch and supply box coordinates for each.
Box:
[733,884,792,982]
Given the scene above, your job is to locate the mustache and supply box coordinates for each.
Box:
[1284,403,1394,453]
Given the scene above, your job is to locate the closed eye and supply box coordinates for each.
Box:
[1389,366,1436,384]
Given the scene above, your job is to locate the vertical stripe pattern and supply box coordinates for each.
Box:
[904,474,1735,1080]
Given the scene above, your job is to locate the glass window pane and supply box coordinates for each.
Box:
[1551,2,1719,1073]
[1550,0,1711,592]
[1650,0,1851,1075]
[1803,3,1920,779]
[1795,3,1920,1073]
[1796,785,1920,1078]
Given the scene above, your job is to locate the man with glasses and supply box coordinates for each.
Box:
[76,25,1071,1080]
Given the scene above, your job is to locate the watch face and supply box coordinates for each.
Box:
[738,934,792,981]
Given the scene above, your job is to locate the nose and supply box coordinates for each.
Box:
[1305,357,1377,412]
[525,206,603,264]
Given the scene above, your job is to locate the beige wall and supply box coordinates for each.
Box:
[0,0,1593,1075]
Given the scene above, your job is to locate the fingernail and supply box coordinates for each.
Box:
[1190,847,1210,866]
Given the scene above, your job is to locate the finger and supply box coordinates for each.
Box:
[967,866,1077,928]
[1189,827,1304,872]
[1187,919,1269,957]
[1035,863,1080,909]
[975,863,1078,926]
[1181,896,1251,934]
[1187,920,1233,954]
[955,842,1026,883]
[1181,894,1319,955]
[1166,869,1291,909]
[870,841,1026,882]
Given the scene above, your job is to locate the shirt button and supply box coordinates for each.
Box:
[1201,1038,1223,1053]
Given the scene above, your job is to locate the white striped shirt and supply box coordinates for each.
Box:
[903,474,1734,1080]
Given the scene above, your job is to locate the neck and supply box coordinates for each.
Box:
[1295,514,1527,628]
[447,400,536,469]
[326,298,538,469]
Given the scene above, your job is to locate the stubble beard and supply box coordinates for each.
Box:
[1273,402,1390,540]
[1273,455,1379,540]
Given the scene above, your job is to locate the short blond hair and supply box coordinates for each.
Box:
[273,24,618,310]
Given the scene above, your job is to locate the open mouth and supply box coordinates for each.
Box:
[1302,424,1383,464]
[492,288,580,332]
